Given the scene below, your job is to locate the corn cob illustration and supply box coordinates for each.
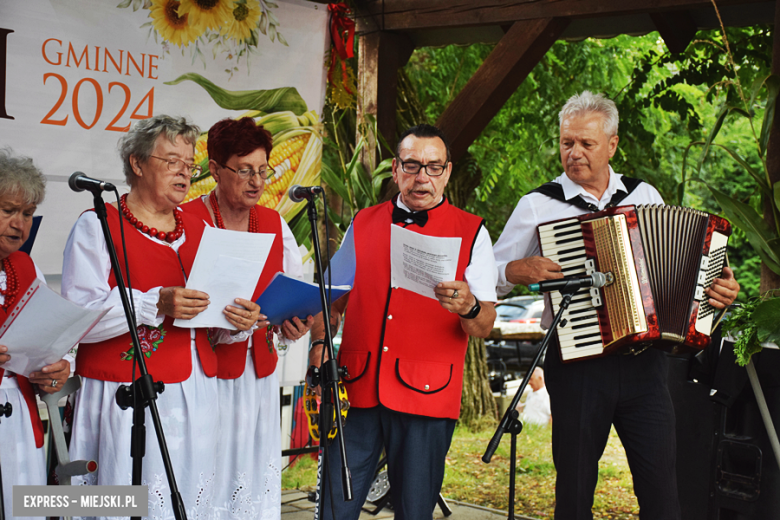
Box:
[183,110,322,222]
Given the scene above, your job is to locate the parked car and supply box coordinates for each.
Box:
[486,296,546,392]
[493,297,544,336]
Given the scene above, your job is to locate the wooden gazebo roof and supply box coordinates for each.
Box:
[351,0,776,161]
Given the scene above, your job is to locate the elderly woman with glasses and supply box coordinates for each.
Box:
[181,117,311,518]
[62,115,260,518]
[0,148,70,520]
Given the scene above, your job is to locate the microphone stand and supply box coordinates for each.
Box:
[302,194,353,519]
[0,401,12,520]
[90,190,187,520]
[482,287,579,520]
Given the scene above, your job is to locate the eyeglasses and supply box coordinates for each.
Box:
[397,158,448,177]
[150,156,202,177]
[221,163,270,180]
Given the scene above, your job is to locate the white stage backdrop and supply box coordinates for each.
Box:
[0,0,328,276]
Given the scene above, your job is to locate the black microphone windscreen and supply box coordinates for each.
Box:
[69,172,86,192]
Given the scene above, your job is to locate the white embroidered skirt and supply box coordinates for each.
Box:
[69,347,219,520]
[214,349,281,520]
[0,377,46,520]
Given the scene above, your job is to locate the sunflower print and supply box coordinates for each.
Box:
[222,1,262,43]
[149,0,203,47]
[177,0,234,33]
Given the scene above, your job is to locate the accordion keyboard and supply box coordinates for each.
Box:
[538,218,605,360]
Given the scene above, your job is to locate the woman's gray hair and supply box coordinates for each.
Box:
[0,147,46,205]
[558,91,619,137]
[119,115,201,186]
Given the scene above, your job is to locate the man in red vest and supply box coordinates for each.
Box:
[309,124,498,520]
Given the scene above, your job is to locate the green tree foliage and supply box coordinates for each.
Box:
[403,26,772,300]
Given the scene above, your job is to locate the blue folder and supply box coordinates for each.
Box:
[256,272,351,326]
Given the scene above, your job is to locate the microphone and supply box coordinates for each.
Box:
[529,272,613,293]
[288,185,323,203]
[69,172,117,193]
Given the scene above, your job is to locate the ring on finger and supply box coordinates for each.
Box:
[51,379,58,388]
[452,289,459,299]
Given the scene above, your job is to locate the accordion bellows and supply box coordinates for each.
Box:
[537,205,731,363]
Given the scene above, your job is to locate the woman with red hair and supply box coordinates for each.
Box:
[182,117,312,518]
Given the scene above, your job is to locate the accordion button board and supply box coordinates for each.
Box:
[537,204,732,363]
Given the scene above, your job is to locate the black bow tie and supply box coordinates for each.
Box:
[392,205,428,227]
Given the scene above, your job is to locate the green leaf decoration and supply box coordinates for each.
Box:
[326,204,345,229]
[749,74,773,109]
[372,171,393,201]
[350,162,372,208]
[709,187,780,273]
[774,182,780,220]
[752,298,780,345]
[709,143,769,193]
[321,163,350,203]
[760,75,780,157]
[290,212,312,249]
[259,12,268,35]
[117,0,132,7]
[723,299,761,367]
[696,104,729,175]
[165,73,308,115]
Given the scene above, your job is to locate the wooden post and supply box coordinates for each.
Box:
[435,18,569,161]
[356,31,414,173]
[761,0,780,293]
[650,11,697,53]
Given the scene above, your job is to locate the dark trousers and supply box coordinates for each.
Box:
[545,347,681,520]
[321,405,456,520]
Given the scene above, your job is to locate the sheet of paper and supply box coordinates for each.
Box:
[390,225,461,300]
[0,279,108,377]
[174,226,275,329]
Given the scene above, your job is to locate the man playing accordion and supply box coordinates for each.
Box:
[493,91,740,520]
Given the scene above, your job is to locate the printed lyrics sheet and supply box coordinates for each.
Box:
[390,225,461,299]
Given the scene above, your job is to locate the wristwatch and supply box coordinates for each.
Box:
[459,299,481,319]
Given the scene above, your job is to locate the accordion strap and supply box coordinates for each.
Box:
[530,175,643,212]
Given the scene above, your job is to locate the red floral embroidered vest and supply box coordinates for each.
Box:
[181,198,285,379]
[337,198,484,419]
[0,251,45,447]
[75,205,215,383]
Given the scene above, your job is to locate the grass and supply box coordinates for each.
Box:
[282,424,639,519]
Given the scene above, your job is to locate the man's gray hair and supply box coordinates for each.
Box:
[558,91,619,137]
[119,115,201,186]
[0,147,46,206]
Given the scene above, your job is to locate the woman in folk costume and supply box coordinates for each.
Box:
[181,117,311,519]
[0,148,70,520]
[62,115,260,519]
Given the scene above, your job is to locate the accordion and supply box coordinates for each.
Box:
[536,205,731,363]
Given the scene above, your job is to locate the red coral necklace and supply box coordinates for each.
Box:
[209,191,258,232]
[0,258,19,310]
[120,194,183,243]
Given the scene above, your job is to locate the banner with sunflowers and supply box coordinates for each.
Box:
[0,0,327,277]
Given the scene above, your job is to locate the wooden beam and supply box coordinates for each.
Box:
[650,11,697,53]
[355,0,764,33]
[436,17,569,162]
[761,0,780,292]
[356,31,415,171]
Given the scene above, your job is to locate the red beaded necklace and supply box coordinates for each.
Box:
[119,194,184,243]
[209,191,258,233]
[0,258,19,310]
